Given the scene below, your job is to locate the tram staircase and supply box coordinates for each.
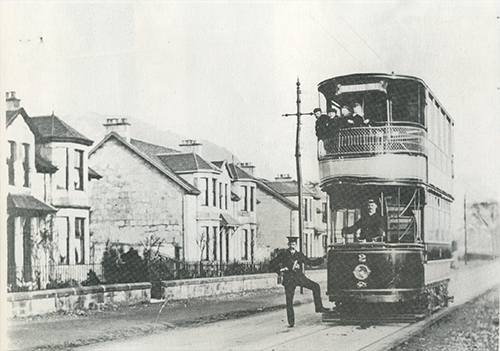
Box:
[385,203,416,243]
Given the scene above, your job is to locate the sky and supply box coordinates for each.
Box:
[1,1,499,205]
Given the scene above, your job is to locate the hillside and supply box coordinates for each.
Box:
[59,112,240,164]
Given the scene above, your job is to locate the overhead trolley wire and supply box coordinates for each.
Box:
[309,15,367,70]
[339,16,392,72]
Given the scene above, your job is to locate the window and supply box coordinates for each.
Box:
[310,199,313,221]
[322,202,327,223]
[304,199,308,222]
[250,229,255,262]
[250,187,254,212]
[22,143,30,187]
[224,184,228,210]
[212,179,217,207]
[8,141,16,185]
[75,218,85,264]
[242,185,248,211]
[55,148,69,190]
[213,227,218,260]
[219,182,223,209]
[74,149,84,190]
[243,229,249,260]
[203,226,210,260]
[55,217,70,264]
[201,178,209,206]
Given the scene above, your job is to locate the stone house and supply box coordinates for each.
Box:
[254,178,299,261]
[88,120,200,263]
[258,175,329,258]
[89,120,262,265]
[6,92,97,289]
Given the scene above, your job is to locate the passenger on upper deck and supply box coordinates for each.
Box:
[353,102,371,126]
[314,107,331,140]
[339,105,354,129]
[342,199,386,242]
[346,102,370,127]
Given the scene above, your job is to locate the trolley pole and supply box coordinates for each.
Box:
[283,78,313,293]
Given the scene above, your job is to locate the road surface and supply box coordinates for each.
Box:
[76,260,499,351]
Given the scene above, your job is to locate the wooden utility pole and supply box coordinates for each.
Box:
[464,194,468,265]
[283,78,313,292]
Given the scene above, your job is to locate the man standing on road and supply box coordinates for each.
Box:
[269,236,329,328]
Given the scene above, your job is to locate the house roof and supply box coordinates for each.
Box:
[254,179,299,210]
[227,163,254,181]
[35,153,58,174]
[156,153,221,174]
[220,213,241,227]
[88,167,102,180]
[130,139,179,159]
[262,180,317,198]
[90,132,200,195]
[7,194,58,215]
[27,115,93,146]
[6,108,30,127]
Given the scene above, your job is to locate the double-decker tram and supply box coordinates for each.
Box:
[316,73,455,323]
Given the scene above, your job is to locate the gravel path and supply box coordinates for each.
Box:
[391,286,499,351]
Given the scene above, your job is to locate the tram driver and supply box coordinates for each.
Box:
[342,199,386,242]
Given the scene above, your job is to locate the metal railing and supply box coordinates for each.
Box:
[318,125,427,158]
[7,260,272,292]
[153,259,271,280]
[7,263,103,292]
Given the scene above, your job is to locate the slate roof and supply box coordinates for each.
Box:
[7,194,58,215]
[260,179,317,198]
[90,132,200,195]
[130,139,180,159]
[27,115,93,146]
[35,153,58,174]
[6,108,30,127]
[227,163,254,180]
[254,179,299,210]
[157,153,221,173]
[88,167,102,180]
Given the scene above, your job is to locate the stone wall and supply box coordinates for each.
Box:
[89,137,187,259]
[162,269,326,300]
[7,282,151,318]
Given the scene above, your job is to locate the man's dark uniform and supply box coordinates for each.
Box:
[315,114,331,140]
[344,212,386,241]
[269,239,327,327]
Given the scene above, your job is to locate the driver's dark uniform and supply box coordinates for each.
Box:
[269,249,326,327]
[343,213,386,242]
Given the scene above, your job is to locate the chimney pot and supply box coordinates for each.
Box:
[179,140,202,154]
[103,117,131,142]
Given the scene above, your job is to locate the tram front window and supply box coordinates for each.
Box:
[341,199,386,243]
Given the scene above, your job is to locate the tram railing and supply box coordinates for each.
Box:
[318,125,427,158]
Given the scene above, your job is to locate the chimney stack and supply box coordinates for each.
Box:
[6,91,21,111]
[103,117,131,143]
[238,162,255,176]
[179,140,202,154]
[275,174,292,182]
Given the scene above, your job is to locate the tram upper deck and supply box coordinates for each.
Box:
[317,73,454,197]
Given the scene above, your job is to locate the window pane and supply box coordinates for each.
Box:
[74,150,84,190]
[23,143,30,187]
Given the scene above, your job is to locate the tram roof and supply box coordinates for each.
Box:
[318,73,454,124]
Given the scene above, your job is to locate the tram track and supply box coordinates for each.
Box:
[357,267,500,351]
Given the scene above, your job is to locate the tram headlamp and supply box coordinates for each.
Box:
[353,264,371,280]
